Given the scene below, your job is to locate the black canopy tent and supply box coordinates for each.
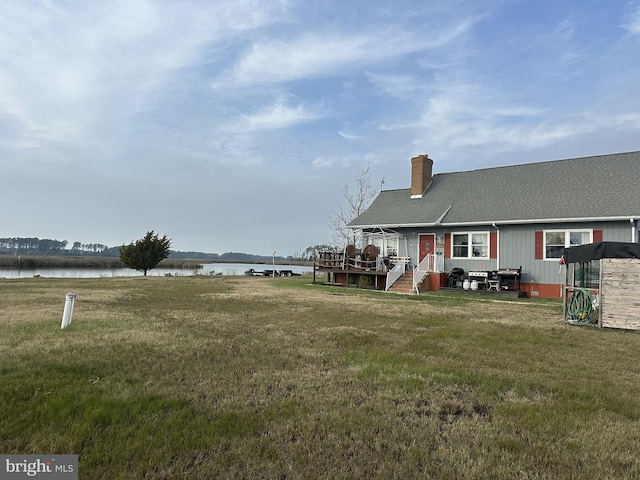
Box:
[563,242,640,264]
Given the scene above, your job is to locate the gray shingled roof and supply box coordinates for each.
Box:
[349,151,640,228]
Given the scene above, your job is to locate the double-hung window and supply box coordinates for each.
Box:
[452,232,489,258]
[544,230,592,259]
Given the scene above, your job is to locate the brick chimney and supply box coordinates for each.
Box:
[410,154,433,198]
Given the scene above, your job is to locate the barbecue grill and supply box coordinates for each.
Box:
[496,266,522,291]
[448,267,465,288]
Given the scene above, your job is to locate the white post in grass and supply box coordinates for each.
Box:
[272,251,276,278]
[61,293,76,329]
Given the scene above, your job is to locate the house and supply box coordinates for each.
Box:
[345,151,640,298]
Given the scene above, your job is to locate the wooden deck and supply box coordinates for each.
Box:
[313,249,397,290]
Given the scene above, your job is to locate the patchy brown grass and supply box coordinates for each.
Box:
[1,275,639,479]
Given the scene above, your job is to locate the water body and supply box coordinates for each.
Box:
[0,263,313,279]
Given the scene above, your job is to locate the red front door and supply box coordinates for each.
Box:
[419,234,435,262]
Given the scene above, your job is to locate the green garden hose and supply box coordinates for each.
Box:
[567,288,596,325]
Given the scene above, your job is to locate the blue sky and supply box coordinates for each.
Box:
[1,1,639,256]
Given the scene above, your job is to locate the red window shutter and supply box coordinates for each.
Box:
[444,233,451,259]
[490,232,497,259]
[593,230,603,242]
[535,231,543,259]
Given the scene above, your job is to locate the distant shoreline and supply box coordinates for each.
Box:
[0,254,312,269]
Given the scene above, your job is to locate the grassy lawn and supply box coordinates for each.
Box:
[1,275,639,479]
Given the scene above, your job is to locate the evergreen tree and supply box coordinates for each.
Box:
[119,231,171,276]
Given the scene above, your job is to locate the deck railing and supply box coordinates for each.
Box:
[315,251,345,269]
[316,250,388,271]
[346,256,380,270]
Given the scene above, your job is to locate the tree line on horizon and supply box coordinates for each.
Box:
[0,237,331,263]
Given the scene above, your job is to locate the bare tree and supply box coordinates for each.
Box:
[327,163,380,248]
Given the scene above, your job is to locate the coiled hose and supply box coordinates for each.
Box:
[567,288,596,325]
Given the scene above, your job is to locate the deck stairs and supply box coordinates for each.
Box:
[387,272,426,294]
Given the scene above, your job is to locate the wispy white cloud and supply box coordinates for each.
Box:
[622,2,640,34]
[312,156,334,168]
[376,75,640,158]
[365,72,424,99]
[338,131,360,140]
[230,100,323,133]
[212,17,478,88]
[311,150,386,171]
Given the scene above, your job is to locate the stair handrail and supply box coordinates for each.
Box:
[385,260,408,292]
[413,253,441,293]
